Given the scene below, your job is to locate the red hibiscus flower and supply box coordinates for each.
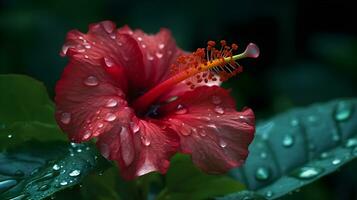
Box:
[55,21,259,180]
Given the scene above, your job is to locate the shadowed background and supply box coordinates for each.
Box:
[0,0,356,199]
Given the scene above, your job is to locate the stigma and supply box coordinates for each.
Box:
[132,40,259,114]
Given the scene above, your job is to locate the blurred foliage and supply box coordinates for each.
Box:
[1,0,356,199]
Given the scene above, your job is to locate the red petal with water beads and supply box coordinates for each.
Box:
[61,21,182,92]
[55,60,179,179]
[159,86,255,173]
[97,118,179,180]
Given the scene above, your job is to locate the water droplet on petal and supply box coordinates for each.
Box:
[345,138,357,148]
[61,44,71,55]
[332,158,341,165]
[60,112,71,124]
[141,135,151,146]
[199,129,207,137]
[175,104,187,114]
[104,57,114,67]
[130,122,140,133]
[147,54,154,61]
[84,76,99,86]
[60,181,68,186]
[291,166,323,179]
[110,34,116,39]
[83,130,92,140]
[214,106,225,114]
[84,55,89,59]
[211,95,222,105]
[141,44,146,48]
[69,170,81,177]
[255,167,270,181]
[105,99,118,108]
[207,124,218,131]
[282,134,294,147]
[98,123,104,128]
[156,52,163,58]
[334,101,353,121]
[219,140,227,148]
[0,179,17,193]
[103,22,114,33]
[158,43,165,49]
[105,113,116,122]
[120,127,135,166]
[181,124,192,136]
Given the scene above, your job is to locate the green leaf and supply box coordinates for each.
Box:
[222,99,357,199]
[0,74,66,149]
[157,154,245,200]
[0,141,110,200]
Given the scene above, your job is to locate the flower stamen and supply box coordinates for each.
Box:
[132,41,259,114]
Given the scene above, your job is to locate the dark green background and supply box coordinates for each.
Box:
[1,0,356,199]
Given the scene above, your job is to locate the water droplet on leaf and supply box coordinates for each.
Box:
[332,158,341,165]
[265,190,274,198]
[60,181,68,186]
[53,164,60,171]
[69,170,81,177]
[291,166,323,179]
[255,167,270,181]
[345,138,357,148]
[282,134,294,147]
[334,101,353,121]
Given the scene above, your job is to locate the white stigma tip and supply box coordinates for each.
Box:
[243,43,260,58]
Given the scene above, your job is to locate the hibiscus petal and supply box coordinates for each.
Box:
[55,60,179,179]
[159,86,255,173]
[55,60,128,141]
[96,116,179,180]
[61,20,183,92]
[129,28,183,89]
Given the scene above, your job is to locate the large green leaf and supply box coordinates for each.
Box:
[0,74,66,149]
[0,141,109,200]
[157,154,245,200]
[221,99,357,199]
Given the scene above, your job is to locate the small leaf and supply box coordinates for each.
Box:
[157,154,245,200]
[0,74,66,149]
[224,99,357,199]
